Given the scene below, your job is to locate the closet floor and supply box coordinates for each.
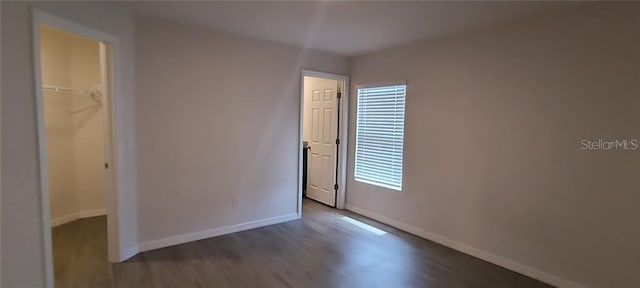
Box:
[52,216,111,288]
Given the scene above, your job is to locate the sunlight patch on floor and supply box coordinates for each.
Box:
[341,216,387,235]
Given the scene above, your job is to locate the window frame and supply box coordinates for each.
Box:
[354,81,407,191]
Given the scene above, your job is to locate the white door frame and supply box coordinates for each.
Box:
[298,70,350,214]
[31,9,125,287]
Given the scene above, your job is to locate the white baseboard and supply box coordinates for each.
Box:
[345,204,587,288]
[50,208,107,227]
[138,213,299,252]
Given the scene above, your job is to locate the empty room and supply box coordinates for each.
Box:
[1,1,638,288]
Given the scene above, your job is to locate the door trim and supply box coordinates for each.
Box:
[31,9,126,288]
[298,70,350,215]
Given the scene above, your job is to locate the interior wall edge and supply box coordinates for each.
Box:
[119,245,139,262]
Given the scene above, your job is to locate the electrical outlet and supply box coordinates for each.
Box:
[233,198,241,209]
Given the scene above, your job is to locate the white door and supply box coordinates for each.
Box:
[306,77,339,206]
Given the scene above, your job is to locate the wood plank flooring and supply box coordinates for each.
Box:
[52,198,554,288]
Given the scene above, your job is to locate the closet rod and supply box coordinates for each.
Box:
[42,84,82,93]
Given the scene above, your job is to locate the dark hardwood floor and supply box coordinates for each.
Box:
[52,198,553,288]
[52,216,111,288]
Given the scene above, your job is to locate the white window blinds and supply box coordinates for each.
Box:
[354,84,406,191]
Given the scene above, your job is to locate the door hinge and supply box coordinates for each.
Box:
[104,163,109,169]
[337,92,342,99]
[336,138,340,145]
[334,184,339,191]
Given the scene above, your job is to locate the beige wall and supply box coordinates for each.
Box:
[68,30,106,216]
[1,2,137,287]
[41,27,105,224]
[41,27,77,221]
[135,17,349,244]
[347,5,640,288]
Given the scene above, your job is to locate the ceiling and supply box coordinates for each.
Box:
[123,1,578,56]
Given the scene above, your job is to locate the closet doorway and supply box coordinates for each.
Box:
[34,20,117,287]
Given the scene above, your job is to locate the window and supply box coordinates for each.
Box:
[354,83,406,191]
